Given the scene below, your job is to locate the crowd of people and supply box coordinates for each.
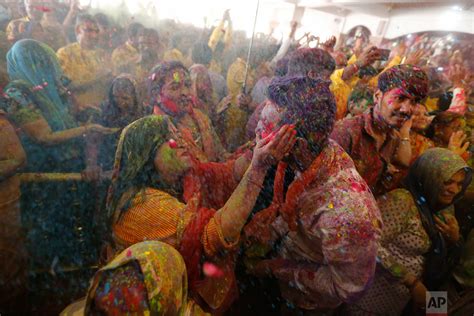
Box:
[0,0,473,315]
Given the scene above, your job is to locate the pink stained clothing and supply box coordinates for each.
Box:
[271,140,382,310]
[345,189,431,316]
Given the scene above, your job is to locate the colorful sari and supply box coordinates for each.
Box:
[107,116,240,313]
[85,241,207,315]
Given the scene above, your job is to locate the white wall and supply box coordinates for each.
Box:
[340,5,473,40]
[299,8,343,41]
[342,12,383,36]
[384,6,474,38]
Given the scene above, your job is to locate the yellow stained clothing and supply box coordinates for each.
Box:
[163,48,187,65]
[111,42,139,76]
[226,58,255,101]
[347,54,357,65]
[330,68,354,120]
[57,42,109,110]
[112,188,235,258]
[6,17,66,50]
[209,59,223,75]
[208,19,232,52]
[5,17,29,42]
[221,58,255,150]
[330,54,404,120]
[368,55,403,88]
[425,97,439,112]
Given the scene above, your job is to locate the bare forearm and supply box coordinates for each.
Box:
[341,63,360,81]
[0,159,26,181]
[30,126,87,146]
[217,161,267,241]
[62,8,77,28]
[395,140,412,167]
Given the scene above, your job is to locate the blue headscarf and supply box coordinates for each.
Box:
[6,39,76,131]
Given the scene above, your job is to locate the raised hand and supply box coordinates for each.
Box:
[404,49,428,66]
[321,36,337,51]
[435,212,460,243]
[448,130,470,156]
[237,93,252,109]
[356,46,381,67]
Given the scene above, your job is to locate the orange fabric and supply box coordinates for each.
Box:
[112,189,191,248]
[112,187,238,312]
[183,159,237,209]
[281,153,325,231]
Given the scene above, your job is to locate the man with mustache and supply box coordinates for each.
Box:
[330,64,429,196]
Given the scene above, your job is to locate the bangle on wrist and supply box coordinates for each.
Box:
[400,137,410,142]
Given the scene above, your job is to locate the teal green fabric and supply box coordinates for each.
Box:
[6,39,76,131]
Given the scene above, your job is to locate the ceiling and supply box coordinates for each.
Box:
[284,0,474,17]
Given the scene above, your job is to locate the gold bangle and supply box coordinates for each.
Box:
[400,137,410,142]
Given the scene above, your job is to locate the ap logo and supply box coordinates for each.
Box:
[426,291,448,316]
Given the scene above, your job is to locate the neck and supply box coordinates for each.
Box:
[79,41,94,50]
[289,151,316,173]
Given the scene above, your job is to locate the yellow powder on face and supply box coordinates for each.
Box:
[173,72,181,83]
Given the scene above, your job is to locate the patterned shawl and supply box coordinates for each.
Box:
[106,115,171,222]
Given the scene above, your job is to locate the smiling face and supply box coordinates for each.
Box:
[374,87,416,129]
[412,104,434,132]
[158,69,193,115]
[438,169,466,206]
[154,141,192,186]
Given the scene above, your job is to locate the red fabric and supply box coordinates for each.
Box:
[183,160,238,209]
[179,206,216,291]
[330,112,399,196]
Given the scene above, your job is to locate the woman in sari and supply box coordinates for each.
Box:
[106,115,296,313]
[0,98,27,314]
[148,61,227,162]
[346,148,472,315]
[61,241,201,315]
[3,39,116,273]
[96,74,144,171]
